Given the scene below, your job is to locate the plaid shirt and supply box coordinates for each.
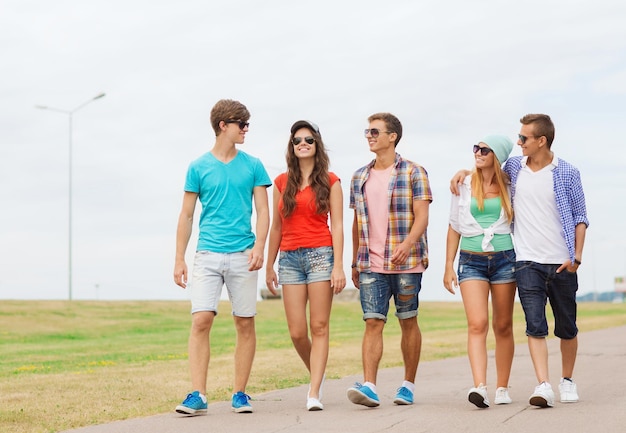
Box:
[349,153,432,272]
[504,155,589,264]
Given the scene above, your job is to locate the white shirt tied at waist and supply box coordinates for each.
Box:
[448,176,512,252]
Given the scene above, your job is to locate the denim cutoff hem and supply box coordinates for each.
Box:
[359,272,422,322]
[457,249,516,285]
[278,246,333,285]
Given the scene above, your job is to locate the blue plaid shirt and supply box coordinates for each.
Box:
[504,155,589,264]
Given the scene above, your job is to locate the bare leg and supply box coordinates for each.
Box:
[561,336,578,379]
[233,316,256,392]
[528,336,550,383]
[398,316,421,383]
[307,281,333,398]
[188,311,215,394]
[282,284,311,370]
[491,282,516,388]
[460,280,490,386]
[363,318,385,384]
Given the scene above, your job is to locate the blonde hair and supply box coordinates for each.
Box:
[471,157,513,223]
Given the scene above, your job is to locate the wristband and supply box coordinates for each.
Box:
[574,258,582,265]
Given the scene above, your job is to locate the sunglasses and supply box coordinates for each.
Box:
[518,134,540,144]
[292,136,315,145]
[473,144,493,156]
[224,119,250,130]
[364,128,392,138]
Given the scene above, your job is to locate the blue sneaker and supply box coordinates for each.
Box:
[347,383,380,407]
[232,391,253,413]
[393,386,414,405]
[175,391,207,415]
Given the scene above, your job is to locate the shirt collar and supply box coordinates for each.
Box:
[520,154,559,169]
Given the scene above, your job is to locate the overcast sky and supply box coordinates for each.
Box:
[1,0,625,302]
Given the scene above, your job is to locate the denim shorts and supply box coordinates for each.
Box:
[189,249,258,317]
[278,246,334,285]
[358,272,422,321]
[516,261,578,339]
[457,249,516,285]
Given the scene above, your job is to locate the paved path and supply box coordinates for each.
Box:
[63,325,626,433]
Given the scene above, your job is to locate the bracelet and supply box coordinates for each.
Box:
[574,258,582,265]
[351,263,357,268]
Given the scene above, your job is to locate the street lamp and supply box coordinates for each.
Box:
[35,92,106,300]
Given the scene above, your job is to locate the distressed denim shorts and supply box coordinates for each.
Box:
[516,261,578,339]
[358,272,422,322]
[457,249,516,285]
[278,246,334,285]
[190,249,258,317]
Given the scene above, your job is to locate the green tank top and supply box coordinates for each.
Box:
[460,197,513,252]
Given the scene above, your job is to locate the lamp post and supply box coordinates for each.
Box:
[35,92,106,300]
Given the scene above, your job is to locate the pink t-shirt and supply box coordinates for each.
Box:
[365,166,425,273]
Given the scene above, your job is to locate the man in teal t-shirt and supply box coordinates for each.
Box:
[173,99,271,415]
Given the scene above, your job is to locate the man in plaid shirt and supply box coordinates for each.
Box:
[347,112,432,408]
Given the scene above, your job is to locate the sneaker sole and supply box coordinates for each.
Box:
[393,397,413,405]
[175,406,207,415]
[232,406,253,413]
[468,392,489,408]
[529,396,553,408]
[347,389,380,407]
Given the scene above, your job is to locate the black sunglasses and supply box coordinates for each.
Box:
[224,119,250,130]
[518,134,540,144]
[473,144,493,156]
[292,136,316,145]
[364,128,392,138]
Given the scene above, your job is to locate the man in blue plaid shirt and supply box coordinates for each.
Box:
[506,114,588,408]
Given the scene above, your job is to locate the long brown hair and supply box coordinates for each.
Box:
[471,156,513,223]
[281,126,330,218]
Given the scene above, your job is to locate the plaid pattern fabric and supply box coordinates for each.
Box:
[504,155,589,263]
[349,153,432,272]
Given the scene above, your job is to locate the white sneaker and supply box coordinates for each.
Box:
[468,384,490,408]
[494,387,512,405]
[306,397,324,411]
[559,378,579,403]
[529,382,555,408]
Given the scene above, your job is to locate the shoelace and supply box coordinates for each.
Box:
[235,393,251,404]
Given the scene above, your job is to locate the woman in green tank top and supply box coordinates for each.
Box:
[444,135,516,409]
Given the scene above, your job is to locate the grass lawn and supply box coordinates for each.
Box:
[1,299,625,433]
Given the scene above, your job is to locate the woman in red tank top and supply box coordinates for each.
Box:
[266,120,346,411]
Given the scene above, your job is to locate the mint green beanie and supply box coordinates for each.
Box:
[481,135,514,165]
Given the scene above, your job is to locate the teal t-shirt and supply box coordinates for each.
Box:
[460,197,514,252]
[185,150,271,253]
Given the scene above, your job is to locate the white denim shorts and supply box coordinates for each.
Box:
[189,249,258,317]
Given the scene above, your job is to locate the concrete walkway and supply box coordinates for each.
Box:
[63,325,626,433]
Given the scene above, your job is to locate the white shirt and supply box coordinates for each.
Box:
[513,159,569,263]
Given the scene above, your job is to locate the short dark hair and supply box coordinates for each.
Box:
[368,112,403,147]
